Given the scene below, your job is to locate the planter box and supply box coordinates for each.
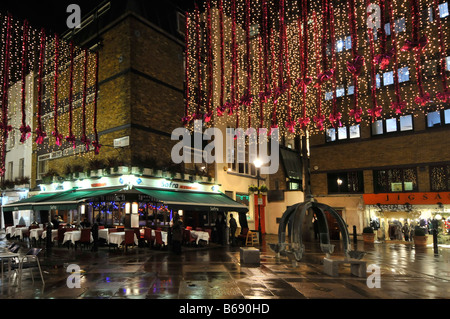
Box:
[132,167,143,175]
[362,233,375,244]
[115,166,129,175]
[155,170,163,177]
[183,174,191,181]
[414,236,428,247]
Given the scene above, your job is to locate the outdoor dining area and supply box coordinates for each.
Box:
[4,221,213,253]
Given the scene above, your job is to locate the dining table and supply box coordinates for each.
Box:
[13,228,28,240]
[152,229,168,245]
[41,229,58,241]
[107,232,138,246]
[98,229,109,241]
[189,230,210,245]
[30,228,44,241]
[62,230,94,246]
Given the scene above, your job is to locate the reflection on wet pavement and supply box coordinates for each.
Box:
[1,234,449,299]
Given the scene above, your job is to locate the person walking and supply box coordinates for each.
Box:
[402,223,410,241]
[172,214,183,254]
[229,214,238,246]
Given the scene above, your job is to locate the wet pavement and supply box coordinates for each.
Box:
[0,232,449,300]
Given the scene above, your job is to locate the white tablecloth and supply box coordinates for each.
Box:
[98,229,109,241]
[30,229,44,241]
[107,232,138,246]
[41,229,58,241]
[152,230,168,245]
[190,230,210,244]
[63,231,94,245]
[13,228,27,240]
[5,226,15,237]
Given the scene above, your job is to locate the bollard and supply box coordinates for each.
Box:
[433,229,438,255]
[353,225,358,245]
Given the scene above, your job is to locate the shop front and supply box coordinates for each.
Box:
[363,192,450,244]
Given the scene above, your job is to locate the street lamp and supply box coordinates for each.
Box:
[254,158,263,244]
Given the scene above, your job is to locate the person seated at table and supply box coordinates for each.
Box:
[51,216,60,229]
[80,218,91,228]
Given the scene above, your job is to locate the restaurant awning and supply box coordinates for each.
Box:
[2,188,121,212]
[135,188,249,213]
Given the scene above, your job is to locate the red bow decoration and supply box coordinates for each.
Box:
[269,123,279,136]
[81,135,91,151]
[182,115,192,126]
[313,114,325,131]
[346,55,364,76]
[329,112,342,127]
[284,120,296,133]
[414,92,431,106]
[65,133,77,149]
[52,131,64,147]
[192,112,204,120]
[92,140,101,155]
[203,110,213,123]
[258,90,271,103]
[19,124,31,143]
[240,93,253,107]
[374,49,394,70]
[401,36,428,52]
[216,104,227,117]
[295,77,312,93]
[35,128,47,145]
[298,117,310,131]
[315,70,334,87]
[272,81,290,105]
[391,101,407,114]
[367,106,383,119]
[436,90,450,103]
[349,107,363,122]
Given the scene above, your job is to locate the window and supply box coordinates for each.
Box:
[371,116,413,135]
[37,160,48,181]
[398,67,410,83]
[19,158,24,179]
[336,86,345,97]
[7,162,13,180]
[439,2,449,18]
[427,109,450,127]
[400,115,413,131]
[326,128,336,142]
[345,36,352,50]
[347,85,355,95]
[336,39,344,53]
[325,91,333,101]
[326,125,360,142]
[384,18,406,35]
[372,120,384,135]
[427,111,442,127]
[430,164,450,191]
[327,171,364,194]
[383,71,394,86]
[374,168,418,193]
[447,56,450,71]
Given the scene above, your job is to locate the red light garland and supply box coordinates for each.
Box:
[81,48,90,151]
[52,33,63,146]
[19,19,31,144]
[433,0,450,102]
[35,28,47,145]
[92,51,101,155]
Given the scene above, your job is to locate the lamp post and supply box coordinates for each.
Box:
[254,158,263,244]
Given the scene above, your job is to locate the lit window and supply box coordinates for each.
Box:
[338,126,348,140]
[427,111,441,127]
[400,115,413,131]
[372,120,384,135]
[444,109,450,124]
[336,39,344,52]
[326,128,336,142]
[336,86,345,97]
[398,67,410,83]
[384,22,391,35]
[345,36,352,50]
[439,2,449,18]
[376,74,381,88]
[447,56,450,71]
[395,18,406,32]
[383,71,394,86]
[325,91,333,101]
[349,125,360,139]
[386,118,398,133]
[347,85,354,95]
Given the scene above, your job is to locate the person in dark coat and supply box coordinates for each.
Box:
[229,214,238,246]
[172,214,183,254]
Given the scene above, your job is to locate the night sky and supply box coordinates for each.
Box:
[0,0,196,34]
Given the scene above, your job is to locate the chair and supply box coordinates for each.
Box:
[195,227,203,231]
[143,228,152,247]
[108,228,118,233]
[186,226,192,230]
[78,228,92,250]
[245,231,259,247]
[238,228,249,245]
[18,248,45,286]
[98,226,105,229]
[183,229,196,246]
[124,230,135,251]
[155,230,165,249]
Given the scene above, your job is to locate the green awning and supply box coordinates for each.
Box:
[2,188,121,212]
[135,188,249,213]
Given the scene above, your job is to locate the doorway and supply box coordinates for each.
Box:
[324,209,343,240]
